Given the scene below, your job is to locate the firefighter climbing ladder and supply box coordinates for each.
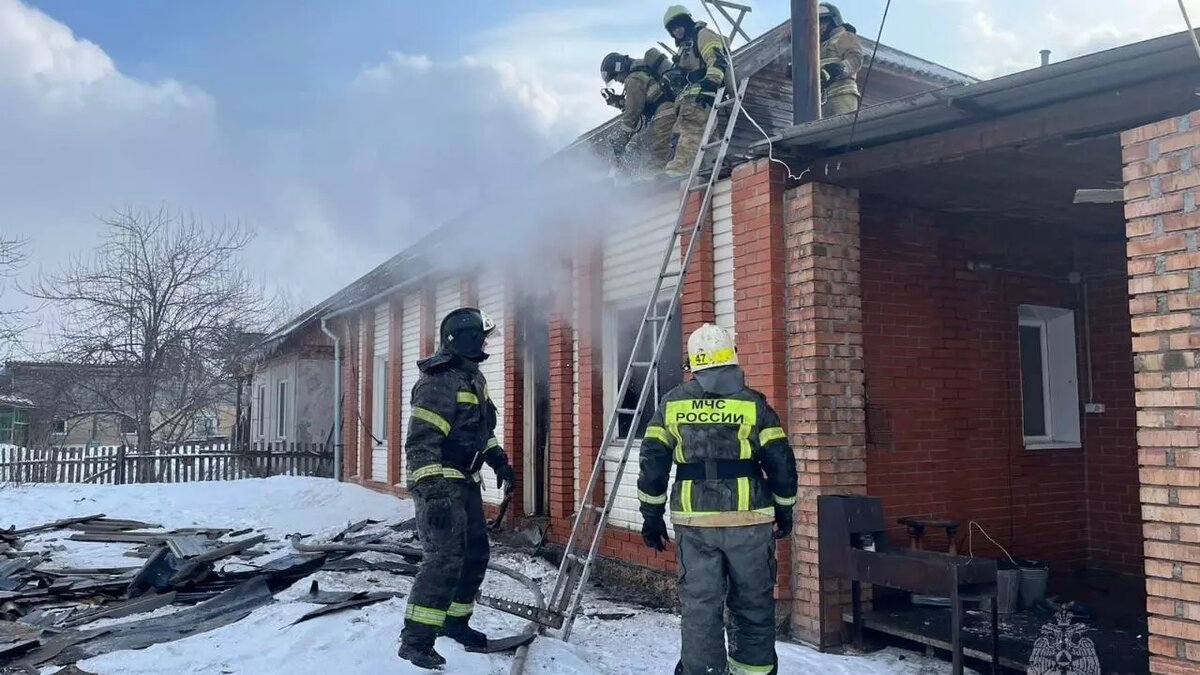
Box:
[546,73,752,640]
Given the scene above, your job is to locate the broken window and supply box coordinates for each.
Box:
[610,301,684,440]
[1018,305,1080,448]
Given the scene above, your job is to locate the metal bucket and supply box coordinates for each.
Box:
[1018,561,1049,610]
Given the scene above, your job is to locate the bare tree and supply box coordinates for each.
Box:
[0,236,28,353]
[27,208,276,474]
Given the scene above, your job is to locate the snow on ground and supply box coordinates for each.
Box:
[6,478,964,674]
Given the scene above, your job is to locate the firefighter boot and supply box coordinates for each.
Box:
[442,615,489,652]
[398,624,446,670]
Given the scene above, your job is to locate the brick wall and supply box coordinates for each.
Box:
[548,279,576,525]
[783,180,867,646]
[501,274,523,525]
[388,296,404,489]
[859,196,1139,572]
[341,315,360,480]
[680,190,715,336]
[1123,111,1200,672]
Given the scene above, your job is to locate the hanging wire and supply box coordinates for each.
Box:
[843,0,893,150]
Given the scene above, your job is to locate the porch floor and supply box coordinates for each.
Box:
[845,568,1149,674]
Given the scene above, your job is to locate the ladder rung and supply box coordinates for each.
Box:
[586,504,606,514]
[616,407,639,416]
[660,270,682,279]
[716,96,737,109]
[687,182,708,193]
[647,314,670,323]
[566,553,587,563]
[631,361,653,369]
[702,138,724,152]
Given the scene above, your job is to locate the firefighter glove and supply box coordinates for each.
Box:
[494,462,516,495]
[774,504,794,540]
[821,62,845,83]
[695,79,719,108]
[642,514,670,552]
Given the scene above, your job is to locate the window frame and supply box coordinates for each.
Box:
[52,418,67,436]
[256,385,266,438]
[604,298,685,443]
[373,356,389,444]
[1018,305,1081,450]
[276,380,289,440]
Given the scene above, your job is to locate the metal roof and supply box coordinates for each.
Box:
[762,30,1200,153]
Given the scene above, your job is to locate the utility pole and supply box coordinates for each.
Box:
[792,0,821,124]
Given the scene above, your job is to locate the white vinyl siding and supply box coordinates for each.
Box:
[713,178,736,335]
[602,191,680,531]
[371,303,390,483]
[434,278,460,345]
[400,293,422,486]
[572,265,581,504]
[477,270,507,505]
[356,320,365,471]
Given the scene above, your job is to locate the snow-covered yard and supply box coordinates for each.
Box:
[1,478,958,674]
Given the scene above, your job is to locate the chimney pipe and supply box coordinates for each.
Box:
[1040,49,1051,66]
[792,0,821,124]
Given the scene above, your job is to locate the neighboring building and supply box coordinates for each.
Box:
[244,320,336,447]
[0,392,32,446]
[276,19,1200,674]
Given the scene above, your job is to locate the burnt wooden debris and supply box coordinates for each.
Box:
[0,514,432,671]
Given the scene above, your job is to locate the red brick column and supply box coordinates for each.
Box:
[388,296,404,489]
[731,158,795,614]
[576,243,605,505]
[548,291,576,523]
[1123,111,1200,673]
[680,190,715,337]
[461,275,479,307]
[784,181,866,647]
[502,274,524,524]
[359,310,375,482]
[342,316,360,479]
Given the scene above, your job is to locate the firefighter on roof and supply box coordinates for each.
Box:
[637,323,798,675]
[819,2,864,117]
[661,5,732,179]
[398,307,516,670]
[601,47,681,173]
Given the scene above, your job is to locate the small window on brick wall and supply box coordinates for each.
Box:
[1018,305,1081,449]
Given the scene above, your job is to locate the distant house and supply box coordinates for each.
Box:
[244,317,336,448]
[0,392,33,446]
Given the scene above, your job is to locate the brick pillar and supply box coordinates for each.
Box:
[731,158,796,614]
[1123,111,1200,673]
[680,190,716,337]
[420,285,436,357]
[784,181,866,647]
[359,310,375,482]
[342,316,360,479]
[388,296,404,489]
[502,274,524,524]
[549,290,576,523]
[461,275,479,307]
[576,243,605,505]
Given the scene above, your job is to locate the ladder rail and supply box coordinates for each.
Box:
[549,79,751,639]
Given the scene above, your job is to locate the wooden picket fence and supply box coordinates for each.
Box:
[0,442,332,486]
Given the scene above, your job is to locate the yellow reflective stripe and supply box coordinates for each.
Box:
[728,657,775,675]
[644,425,674,447]
[410,463,443,483]
[638,490,668,505]
[412,407,451,435]
[738,420,752,460]
[688,347,736,370]
[671,507,775,518]
[457,391,479,405]
[405,604,447,627]
[447,601,474,618]
[737,476,750,511]
[487,436,500,450]
[665,399,758,427]
[442,467,467,480]
[670,423,685,463]
[774,494,797,507]
[759,427,787,446]
[680,480,693,514]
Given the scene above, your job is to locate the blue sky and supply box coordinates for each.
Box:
[1,0,1191,351]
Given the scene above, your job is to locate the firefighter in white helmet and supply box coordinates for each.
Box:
[637,323,798,675]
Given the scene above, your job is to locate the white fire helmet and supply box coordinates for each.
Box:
[686,323,738,372]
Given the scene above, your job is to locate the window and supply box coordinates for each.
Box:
[120,416,137,435]
[610,301,684,439]
[1018,305,1081,448]
[256,385,266,438]
[0,410,13,444]
[193,416,216,438]
[52,419,67,435]
[276,380,288,439]
[373,357,389,443]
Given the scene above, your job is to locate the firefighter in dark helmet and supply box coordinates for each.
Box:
[819,2,864,117]
[638,323,798,675]
[661,5,732,178]
[601,48,680,172]
[398,307,516,670]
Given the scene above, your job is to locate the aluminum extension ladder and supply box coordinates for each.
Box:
[545,78,752,640]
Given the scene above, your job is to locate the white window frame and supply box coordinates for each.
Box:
[604,298,684,444]
[373,356,388,445]
[1018,305,1081,449]
[256,385,266,438]
[52,419,67,436]
[276,380,289,440]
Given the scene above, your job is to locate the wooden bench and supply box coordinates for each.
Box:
[818,495,999,675]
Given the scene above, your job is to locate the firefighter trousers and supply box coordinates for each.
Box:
[400,480,490,644]
[676,523,778,675]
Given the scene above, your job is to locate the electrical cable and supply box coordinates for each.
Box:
[968,520,1018,565]
[843,0,893,150]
